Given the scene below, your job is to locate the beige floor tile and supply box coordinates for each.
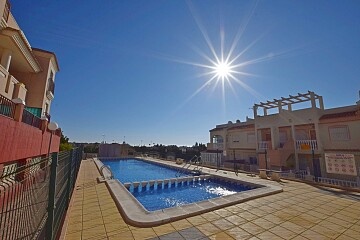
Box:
[66,231,82,240]
[66,222,83,234]
[269,225,298,240]
[240,222,265,235]
[225,205,244,214]
[256,231,283,240]
[263,214,286,225]
[248,208,268,217]
[238,211,258,221]
[104,222,129,234]
[209,231,235,240]
[225,215,248,226]
[301,229,331,240]
[252,218,276,230]
[186,215,208,226]
[214,208,233,217]
[197,222,222,236]
[225,227,252,240]
[335,234,358,240]
[82,226,107,240]
[108,230,134,240]
[289,216,316,229]
[343,229,360,239]
[257,205,277,214]
[291,235,310,240]
[152,223,177,236]
[318,220,348,233]
[170,219,192,231]
[280,221,307,234]
[131,228,157,240]
[310,224,341,239]
[333,213,358,224]
[349,223,360,233]
[202,212,222,221]
[212,218,235,230]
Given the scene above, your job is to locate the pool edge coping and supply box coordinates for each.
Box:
[94,158,283,227]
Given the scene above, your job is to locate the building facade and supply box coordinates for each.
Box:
[203,91,360,181]
[0,0,61,171]
[98,143,135,158]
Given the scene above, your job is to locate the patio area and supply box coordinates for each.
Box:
[62,159,360,240]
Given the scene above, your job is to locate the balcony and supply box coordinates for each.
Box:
[207,143,224,150]
[258,141,272,150]
[46,78,55,100]
[0,93,61,164]
[2,0,10,22]
[0,71,27,102]
[296,140,318,151]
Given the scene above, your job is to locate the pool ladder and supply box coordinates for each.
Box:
[100,165,114,180]
[176,156,202,177]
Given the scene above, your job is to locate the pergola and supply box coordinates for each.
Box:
[253,91,324,117]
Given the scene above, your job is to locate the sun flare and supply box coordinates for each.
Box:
[213,60,232,80]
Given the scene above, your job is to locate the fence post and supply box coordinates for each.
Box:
[46,152,58,240]
[66,149,74,205]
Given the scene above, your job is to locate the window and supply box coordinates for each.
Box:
[329,126,350,141]
[232,135,240,143]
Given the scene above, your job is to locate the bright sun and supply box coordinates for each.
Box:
[214,60,232,80]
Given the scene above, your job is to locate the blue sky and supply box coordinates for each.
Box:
[12,0,360,146]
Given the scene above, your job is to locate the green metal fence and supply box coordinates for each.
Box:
[0,147,83,240]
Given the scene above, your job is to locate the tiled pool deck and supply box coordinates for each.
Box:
[63,159,360,240]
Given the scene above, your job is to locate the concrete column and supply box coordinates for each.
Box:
[253,106,257,118]
[314,122,322,151]
[263,108,267,116]
[287,103,292,111]
[271,127,279,150]
[278,100,282,113]
[291,124,299,170]
[318,96,324,110]
[12,98,25,122]
[310,91,316,108]
[1,49,12,71]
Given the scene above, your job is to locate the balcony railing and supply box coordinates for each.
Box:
[22,109,42,129]
[47,78,55,95]
[0,94,15,118]
[3,0,10,22]
[258,141,271,150]
[296,140,318,150]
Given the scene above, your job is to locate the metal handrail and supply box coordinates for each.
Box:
[99,165,114,179]
[176,155,201,177]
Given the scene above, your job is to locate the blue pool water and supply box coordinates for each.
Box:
[132,178,254,211]
[101,158,257,211]
[102,159,182,182]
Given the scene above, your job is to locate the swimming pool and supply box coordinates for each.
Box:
[96,157,283,227]
[101,158,257,211]
[101,158,186,182]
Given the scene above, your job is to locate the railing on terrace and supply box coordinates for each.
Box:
[22,109,42,129]
[296,140,318,150]
[0,94,15,118]
[317,177,359,188]
[279,170,359,188]
[0,147,83,240]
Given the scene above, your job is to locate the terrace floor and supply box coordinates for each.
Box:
[62,159,360,240]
